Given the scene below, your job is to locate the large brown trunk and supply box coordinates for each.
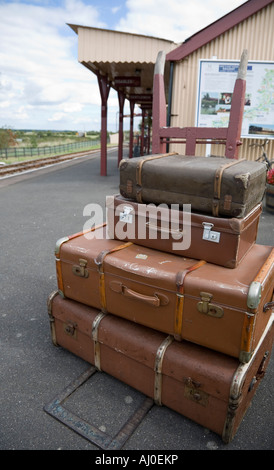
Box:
[55,225,274,362]
[47,292,274,444]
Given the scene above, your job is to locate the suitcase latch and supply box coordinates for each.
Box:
[202,222,220,243]
[64,322,77,337]
[184,378,209,407]
[72,258,89,278]
[197,292,224,318]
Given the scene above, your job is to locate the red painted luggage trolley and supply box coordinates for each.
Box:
[152,49,248,158]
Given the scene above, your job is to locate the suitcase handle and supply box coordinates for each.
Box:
[109,281,169,307]
[145,222,184,240]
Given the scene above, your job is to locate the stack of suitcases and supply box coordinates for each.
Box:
[47,152,274,444]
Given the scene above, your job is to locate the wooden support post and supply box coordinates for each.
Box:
[147,118,151,154]
[152,51,167,154]
[140,109,145,156]
[129,100,135,158]
[97,74,110,176]
[118,90,125,166]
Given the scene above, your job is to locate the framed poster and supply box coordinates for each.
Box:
[196,59,274,139]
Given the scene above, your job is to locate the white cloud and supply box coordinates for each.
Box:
[0,0,107,130]
[0,100,10,109]
[63,103,84,113]
[112,5,122,14]
[15,106,29,121]
[0,0,247,131]
[48,112,66,122]
[116,0,245,42]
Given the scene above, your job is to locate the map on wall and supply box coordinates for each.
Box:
[196,60,274,139]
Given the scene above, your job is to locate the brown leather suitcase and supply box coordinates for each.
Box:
[55,225,274,362]
[107,194,262,268]
[119,153,267,218]
[47,291,274,444]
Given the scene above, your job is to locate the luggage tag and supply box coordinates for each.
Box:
[120,205,134,224]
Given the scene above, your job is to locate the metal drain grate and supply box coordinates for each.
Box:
[44,366,154,450]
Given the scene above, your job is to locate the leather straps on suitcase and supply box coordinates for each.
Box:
[134,153,245,215]
[212,159,245,216]
[175,260,207,340]
[95,242,133,312]
[135,152,177,203]
[95,241,207,340]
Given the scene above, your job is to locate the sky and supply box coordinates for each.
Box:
[0,0,246,132]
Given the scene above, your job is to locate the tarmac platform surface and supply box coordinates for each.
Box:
[0,148,273,452]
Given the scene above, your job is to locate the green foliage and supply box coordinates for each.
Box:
[30,134,38,148]
[0,127,17,149]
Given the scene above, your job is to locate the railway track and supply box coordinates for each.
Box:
[0,149,99,177]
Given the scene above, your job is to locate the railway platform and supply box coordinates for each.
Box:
[0,148,273,453]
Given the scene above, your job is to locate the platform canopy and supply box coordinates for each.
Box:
[68,24,178,175]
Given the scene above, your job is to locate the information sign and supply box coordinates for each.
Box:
[196,60,274,139]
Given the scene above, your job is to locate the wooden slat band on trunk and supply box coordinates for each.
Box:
[154,335,174,405]
[95,242,133,311]
[91,311,108,371]
[175,260,207,339]
[212,159,245,216]
[47,290,59,347]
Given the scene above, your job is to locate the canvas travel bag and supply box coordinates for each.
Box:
[119,153,267,218]
[47,291,274,444]
[106,194,262,268]
[55,224,274,362]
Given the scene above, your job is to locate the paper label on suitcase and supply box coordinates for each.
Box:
[119,206,133,224]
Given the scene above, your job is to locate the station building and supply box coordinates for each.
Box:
[69,0,274,174]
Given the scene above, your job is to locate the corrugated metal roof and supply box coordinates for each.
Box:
[68,24,178,104]
[167,0,273,61]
